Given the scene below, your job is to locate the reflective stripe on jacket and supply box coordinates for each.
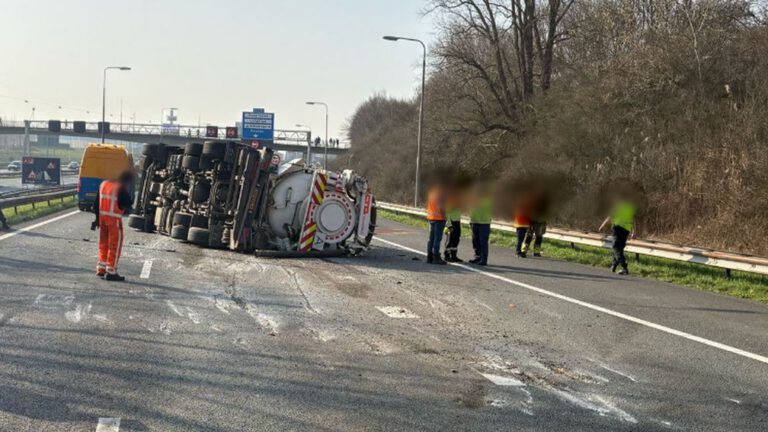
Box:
[99,180,125,218]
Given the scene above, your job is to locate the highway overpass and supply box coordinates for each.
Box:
[0,120,349,156]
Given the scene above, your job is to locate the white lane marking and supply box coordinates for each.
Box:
[376,306,419,319]
[481,373,526,386]
[374,237,768,366]
[139,260,153,279]
[0,210,79,242]
[95,417,120,432]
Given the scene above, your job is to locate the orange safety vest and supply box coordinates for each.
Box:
[99,180,125,218]
[426,188,446,221]
[513,211,531,228]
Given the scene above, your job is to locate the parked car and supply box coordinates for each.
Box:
[7,161,21,172]
[66,161,80,170]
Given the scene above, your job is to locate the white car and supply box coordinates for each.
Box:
[66,161,80,170]
[7,161,21,172]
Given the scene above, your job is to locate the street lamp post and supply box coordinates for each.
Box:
[305,101,328,169]
[295,124,313,163]
[102,66,131,143]
[383,35,426,207]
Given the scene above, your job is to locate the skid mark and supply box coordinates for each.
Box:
[34,294,75,307]
[598,364,638,383]
[185,306,201,324]
[65,302,92,323]
[244,304,279,335]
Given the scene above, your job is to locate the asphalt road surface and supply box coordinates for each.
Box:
[0,211,766,431]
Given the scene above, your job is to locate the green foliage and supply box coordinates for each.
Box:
[3,196,77,225]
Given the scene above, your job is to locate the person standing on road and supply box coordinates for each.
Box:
[92,171,134,281]
[522,188,551,257]
[425,182,448,265]
[468,189,493,266]
[599,197,637,275]
[443,185,463,263]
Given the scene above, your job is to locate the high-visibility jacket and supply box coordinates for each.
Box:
[513,211,531,228]
[99,180,125,218]
[469,198,493,224]
[611,200,636,232]
[445,194,462,224]
[426,188,446,221]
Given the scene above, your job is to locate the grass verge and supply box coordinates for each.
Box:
[379,209,768,304]
[3,195,77,226]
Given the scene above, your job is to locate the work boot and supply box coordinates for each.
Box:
[468,257,480,264]
[451,252,463,263]
[432,257,447,265]
[533,252,542,257]
[618,265,629,275]
[105,273,125,282]
[610,263,618,273]
[96,270,106,278]
[516,252,527,258]
[426,253,433,264]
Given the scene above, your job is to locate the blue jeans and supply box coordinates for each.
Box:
[471,223,490,264]
[428,220,446,257]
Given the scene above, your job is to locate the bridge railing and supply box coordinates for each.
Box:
[10,120,350,149]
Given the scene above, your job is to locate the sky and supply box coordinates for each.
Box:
[0,0,436,141]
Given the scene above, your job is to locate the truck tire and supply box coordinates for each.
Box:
[190,182,210,204]
[202,141,226,160]
[190,214,208,228]
[182,155,200,171]
[172,212,192,227]
[128,215,146,230]
[142,144,158,157]
[187,227,210,246]
[184,142,203,157]
[199,154,214,170]
[170,225,188,241]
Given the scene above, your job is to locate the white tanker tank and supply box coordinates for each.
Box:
[259,159,376,255]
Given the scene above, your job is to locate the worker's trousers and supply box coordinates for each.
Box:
[522,222,546,253]
[612,225,629,268]
[515,227,529,255]
[98,216,124,275]
[444,221,461,258]
[427,220,446,258]
[471,223,490,265]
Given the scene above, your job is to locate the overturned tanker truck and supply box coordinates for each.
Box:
[128,141,376,256]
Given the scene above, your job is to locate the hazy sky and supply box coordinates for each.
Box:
[0,0,435,141]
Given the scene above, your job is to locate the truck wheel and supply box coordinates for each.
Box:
[170,225,188,241]
[142,144,159,157]
[128,215,146,230]
[199,154,214,170]
[365,202,377,244]
[190,182,210,204]
[184,142,203,157]
[209,231,224,249]
[187,227,210,246]
[202,141,227,160]
[190,214,208,228]
[182,155,200,171]
[172,212,192,227]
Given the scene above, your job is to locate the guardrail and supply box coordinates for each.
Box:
[0,186,77,215]
[378,202,768,277]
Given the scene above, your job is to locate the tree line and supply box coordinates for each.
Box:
[343,0,768,255]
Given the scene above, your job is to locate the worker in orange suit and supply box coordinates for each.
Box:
[92,171,133,281]
[425,183,447,265]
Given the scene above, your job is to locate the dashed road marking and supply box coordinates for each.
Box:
[374,237,768,366]
[95,417,120,432]
[376,306,419,318]
[0,210,79,242]
[140,260,153,279]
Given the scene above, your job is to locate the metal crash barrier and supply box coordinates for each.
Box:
[378,202,768,276]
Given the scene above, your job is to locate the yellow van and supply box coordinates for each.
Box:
[78,144,134,211]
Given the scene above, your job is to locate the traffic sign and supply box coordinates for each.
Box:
[242,108,274,141]
[22,157,60,186]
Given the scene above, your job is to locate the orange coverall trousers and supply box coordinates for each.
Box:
[97,216,124,275]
